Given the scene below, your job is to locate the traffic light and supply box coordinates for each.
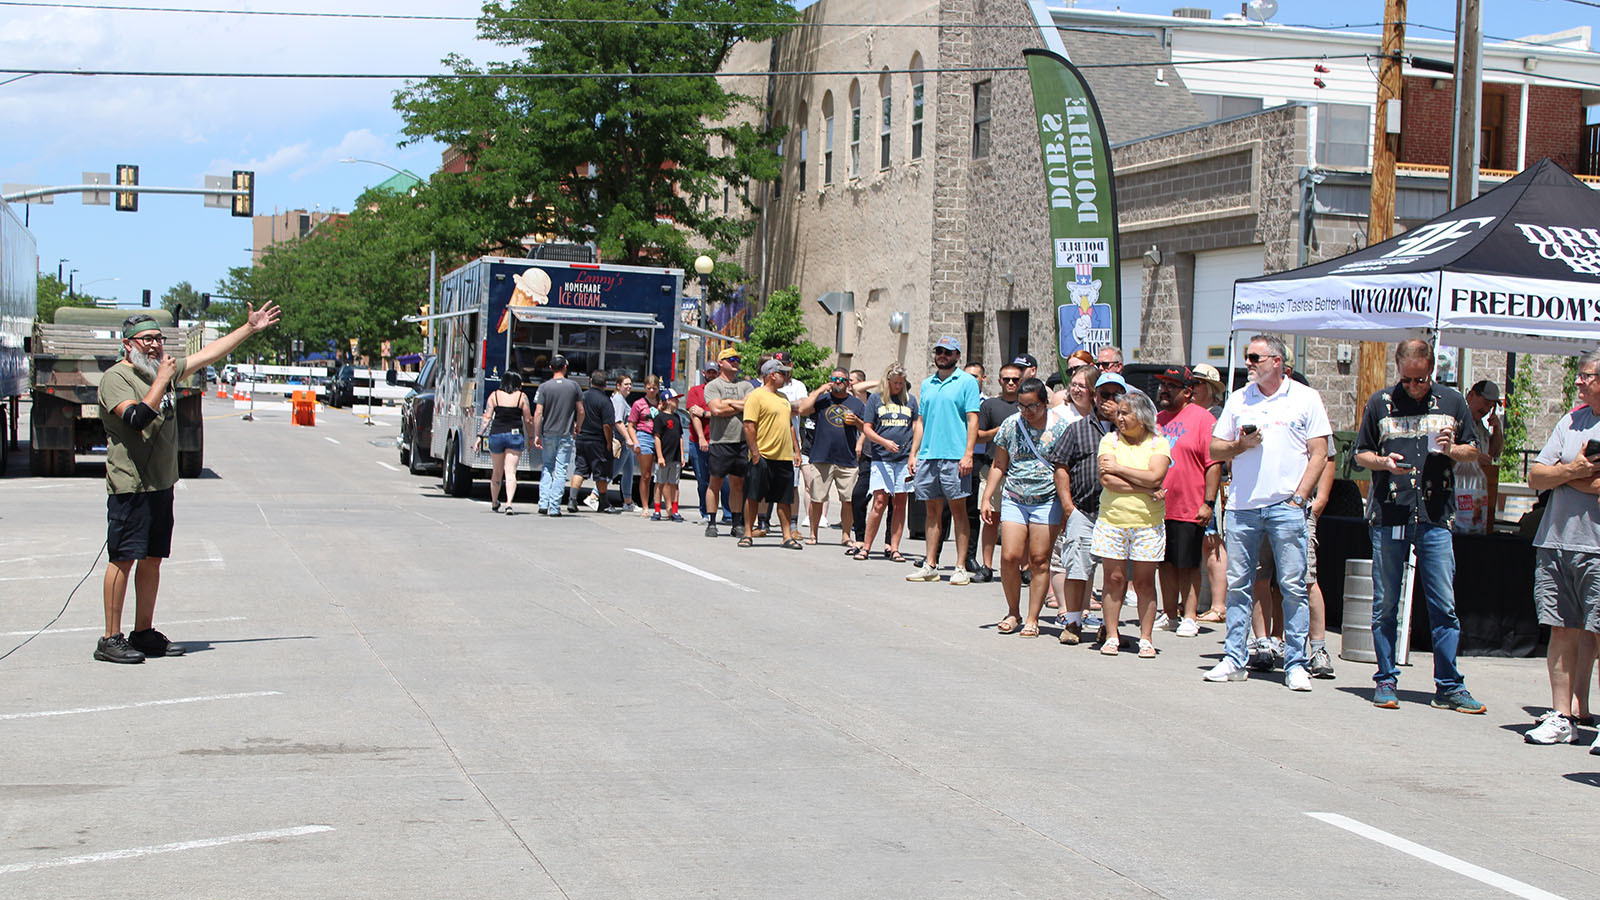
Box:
[417,304,429,338]
[115,164,139,212]
[200,292,210,310]
[231,170,254,218]
[141,288,151,308]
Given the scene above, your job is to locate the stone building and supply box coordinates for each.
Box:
[717,0,1594,443]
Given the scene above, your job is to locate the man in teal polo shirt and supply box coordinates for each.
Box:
[906,336,981,585]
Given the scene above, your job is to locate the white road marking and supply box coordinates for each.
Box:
[0,616,246,638]
[1306,813,1568,900]
[0,825,333,875]
[0,691,282,722]
[0,573,76,583]
[376,460,400,472]
[324,437,341,445]
[625,548,756,593]
[197,539,226,570]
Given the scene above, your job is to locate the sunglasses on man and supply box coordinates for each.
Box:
[1245,352,1280,363]
[1094,361,1116,369]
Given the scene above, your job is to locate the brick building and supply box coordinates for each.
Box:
[715,1,1598,440]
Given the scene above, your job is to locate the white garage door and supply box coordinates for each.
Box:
[1191,246,1265,368]
[1119,260,1142,361]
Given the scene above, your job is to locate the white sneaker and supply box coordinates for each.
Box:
[1526,711,1576,745]
[1285,667,1312,692]
[905,564,940,583]
[1154,612,1174,632]
[949,568,972,586]
[1591,729,1600,756]
[1204,659,1248,683]
[1175,617,1200,638]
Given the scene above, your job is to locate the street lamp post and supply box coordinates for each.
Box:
[339,158,407,176]
[693,255,715,376]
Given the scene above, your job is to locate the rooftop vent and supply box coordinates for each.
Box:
[1172,7,1212,18]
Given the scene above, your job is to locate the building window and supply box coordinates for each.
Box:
[965,312,984,368]
[972,80,992,159]
[774,134,783,201]
[1316,102,1371,167]
[849,80,861,178]
[798,102,809,194]
[910,69,925,160]
[822,91,835,186]
[1193,94,1263,121]
[723,184,729,214]
[879,70,892,171]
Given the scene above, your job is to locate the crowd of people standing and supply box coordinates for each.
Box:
[476,335,1598,755]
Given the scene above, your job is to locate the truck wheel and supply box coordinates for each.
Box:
[444,434,473,497]
[29,444,49,476]
[398,434,411,469]
[0,416,9,475]
[179,448,203,479]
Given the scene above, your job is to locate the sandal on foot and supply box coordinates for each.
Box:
[737,536,754,548]
[887,550,907,563]
[782,537,805,550]
[1196,610,1226,624]
[1100,634,1120,655]
[1020,621,1041,638]
[1138,639,1157,659]
[850,547,871,561]
[996,615,1020,635]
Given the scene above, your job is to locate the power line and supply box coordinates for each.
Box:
[0,54,1376,82]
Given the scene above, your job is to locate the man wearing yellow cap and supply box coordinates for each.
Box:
[94,303,281,664]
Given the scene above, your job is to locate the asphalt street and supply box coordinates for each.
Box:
[1,396,1596,899]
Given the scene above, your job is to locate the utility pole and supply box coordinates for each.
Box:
[1449,0,1483,209]
[1358,0,1406,426]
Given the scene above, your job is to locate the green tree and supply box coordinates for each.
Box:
[34,274,96,323]
[1497,361,1537,481]
[393,0,796,273]
[737,285,830,389]
[212,190,434,364]
[159,280,204,315]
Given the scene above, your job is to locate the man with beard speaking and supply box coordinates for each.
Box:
[93,304,281,664]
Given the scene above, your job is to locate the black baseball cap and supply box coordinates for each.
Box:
[1012,353,1038,369]
[1155,365,1193,386]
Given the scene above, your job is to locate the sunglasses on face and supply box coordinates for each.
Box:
[723,357,740,364]
[1018,401,1045,412]
[1094,361,1116,369]
[1096,390,1122,400]
[999,376,1020,384]
[829,377,847,383]
[1245,353,1279,363]
[933,348,958,356]
[1398,375,1431,387]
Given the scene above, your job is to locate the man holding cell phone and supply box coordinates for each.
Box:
[1353,338,1485,714]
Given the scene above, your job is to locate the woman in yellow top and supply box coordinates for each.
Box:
[1093,389,1171,658]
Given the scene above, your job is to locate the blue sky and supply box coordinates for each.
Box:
[1,0,1593,309]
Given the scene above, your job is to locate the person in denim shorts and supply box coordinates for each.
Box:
[979,377,1071,638]
[905,336,981,585]
[482,370,534,514]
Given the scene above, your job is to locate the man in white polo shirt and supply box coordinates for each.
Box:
[1205,334,1331,690]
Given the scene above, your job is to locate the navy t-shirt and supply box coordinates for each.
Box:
[809,392,865,466]
[578,387,614,442]
[865,393,918,462]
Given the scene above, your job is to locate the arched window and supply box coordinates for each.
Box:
[821,91,835,186]
[878,70,892,170]
[797,101,809,194]
[848,79,861,178]
[909,53,925,160]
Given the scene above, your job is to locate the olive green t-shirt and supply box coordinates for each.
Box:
[98,359,188,494]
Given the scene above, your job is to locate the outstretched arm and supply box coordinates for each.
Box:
[186,303,281,372]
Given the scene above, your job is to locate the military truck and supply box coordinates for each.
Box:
[30,307,205,477]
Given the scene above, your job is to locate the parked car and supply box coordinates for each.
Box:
[205,366,219,384]
[398,356,438,475]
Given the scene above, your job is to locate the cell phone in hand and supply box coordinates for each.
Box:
[1393,461,1415,473]
[1241,424,1258,435]
[1584,439,1600,461]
